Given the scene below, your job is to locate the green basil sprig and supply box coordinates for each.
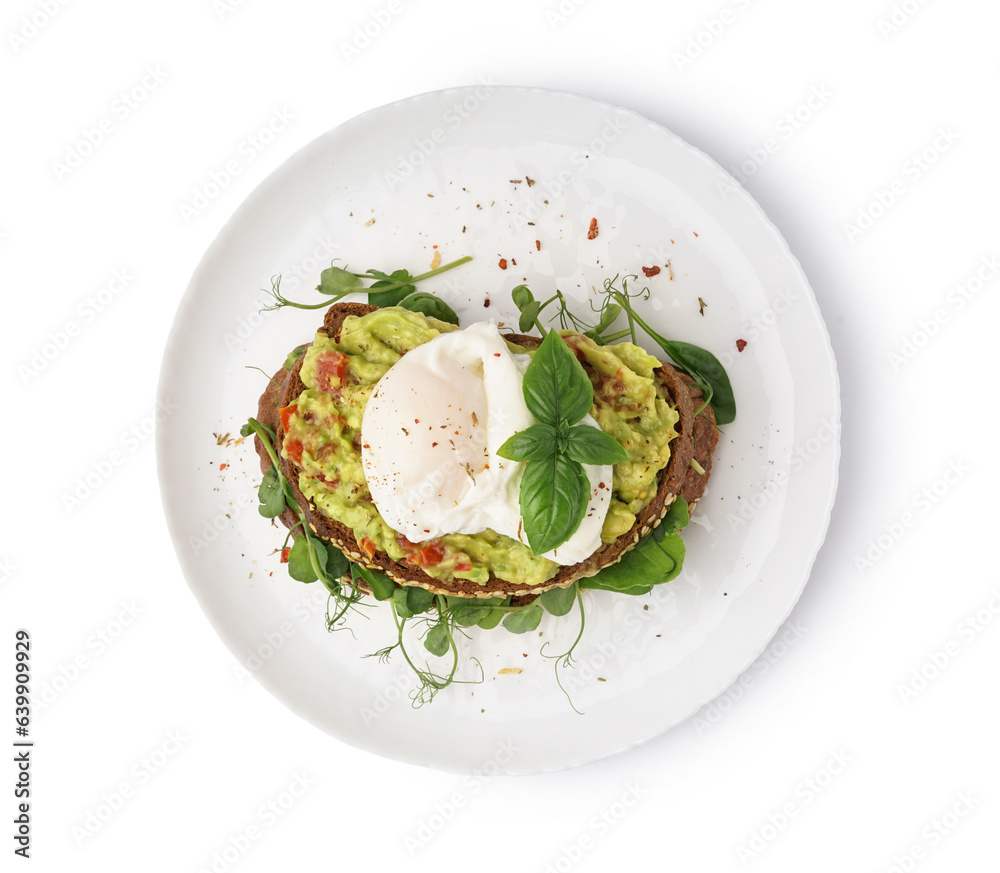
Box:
[498,329,628,555]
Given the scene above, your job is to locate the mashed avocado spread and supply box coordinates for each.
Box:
[280,307,679,587]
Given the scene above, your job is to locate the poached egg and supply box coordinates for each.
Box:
[360,322,612,565]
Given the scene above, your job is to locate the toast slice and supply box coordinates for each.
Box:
[255,302,718,598]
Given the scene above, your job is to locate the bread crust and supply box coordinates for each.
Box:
[255,303,718,598]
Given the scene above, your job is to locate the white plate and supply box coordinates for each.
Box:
[157,86,839,774]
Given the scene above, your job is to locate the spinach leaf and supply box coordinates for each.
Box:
[396,291,459,325]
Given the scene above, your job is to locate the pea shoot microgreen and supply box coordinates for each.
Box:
[262,255,471,319]
[510,275,737,425]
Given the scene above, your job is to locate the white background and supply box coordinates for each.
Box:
[3,0,998,870]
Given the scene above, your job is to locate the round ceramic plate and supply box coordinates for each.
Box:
[157,86,839,774]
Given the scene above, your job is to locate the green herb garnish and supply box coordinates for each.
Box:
[262,255,472,313]
[509,275,736,425]
[497,329,629,555]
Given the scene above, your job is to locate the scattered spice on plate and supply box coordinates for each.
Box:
[698,297,708,316]
[498,257,508,269]
[642,265,660,278]
[587,217,599,239]
[736,338,748,352]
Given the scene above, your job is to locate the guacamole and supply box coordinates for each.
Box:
[280,307,679,587]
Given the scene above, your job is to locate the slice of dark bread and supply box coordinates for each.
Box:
[255,302,718,598]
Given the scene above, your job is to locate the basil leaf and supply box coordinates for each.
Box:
[520,454,589,555]
[316,265,360,296]
[562,424,630,465]
[522,329,593,426]
[497,423,558,462]
[423,623,450,657]
[540,582,578,617]
[501,604,543,634]
[397,292,459,325]
[288,535,324,583]
[257,466,285,518]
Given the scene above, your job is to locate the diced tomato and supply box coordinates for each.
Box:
[284,437,303,463]
[455,561,472,572]
[398,536,446,567]
[279,403,297,432]
[360,537,377,559]
[279,547,291,563]
[411,541,445,566]
[315,351,349,394]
